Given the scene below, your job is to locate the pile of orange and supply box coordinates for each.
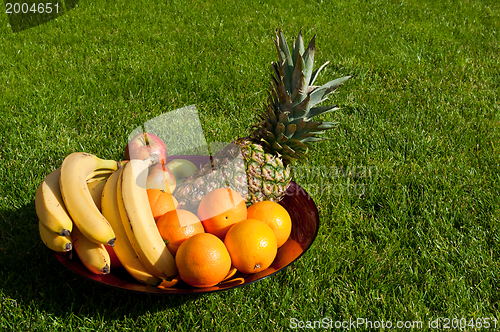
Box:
[147,186,293,288]
[224,218,277,274]
[247,200,292,248]
[197,188,247,239]
[147,189,178,221]
[175,233,231,288]
[156,209,205,255]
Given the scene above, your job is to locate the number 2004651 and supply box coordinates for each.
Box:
[5,2,60,14]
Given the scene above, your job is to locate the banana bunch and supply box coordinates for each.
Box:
[59,152,118,246]
[36,152,179,285]
[36,152,118,273]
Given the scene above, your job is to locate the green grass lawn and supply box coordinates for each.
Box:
[1,0,499,330]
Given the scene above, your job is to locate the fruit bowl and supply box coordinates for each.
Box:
[53,155,320,295]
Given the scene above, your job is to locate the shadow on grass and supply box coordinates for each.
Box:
[0,201,199,321]
[4,0,79,33]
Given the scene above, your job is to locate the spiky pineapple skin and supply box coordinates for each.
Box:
[239,139,291,204]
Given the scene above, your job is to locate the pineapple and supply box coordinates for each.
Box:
[173,29,351,211]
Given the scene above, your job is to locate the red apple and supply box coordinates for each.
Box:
[124,132,168,164]
[146,163,177,193]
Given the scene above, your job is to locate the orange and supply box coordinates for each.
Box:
[175,233,231,288]
[197,188,247,240]
[247,200,292,248]
[224,219,277,274]
[156,209,205,255]
[147,189,178,221]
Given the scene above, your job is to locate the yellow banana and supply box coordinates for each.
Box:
[87,176,107,211]
[39,221,72,252]
[101,168,162,287]
[118,159,178,280]
[72,224,110,275]
[59,152,117,246]
[35,168,73,236]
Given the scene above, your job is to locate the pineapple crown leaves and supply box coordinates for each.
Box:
[251,29,352,165]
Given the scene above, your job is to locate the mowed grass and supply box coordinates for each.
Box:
[1,0,499,330]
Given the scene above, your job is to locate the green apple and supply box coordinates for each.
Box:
[165,159,198,184]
